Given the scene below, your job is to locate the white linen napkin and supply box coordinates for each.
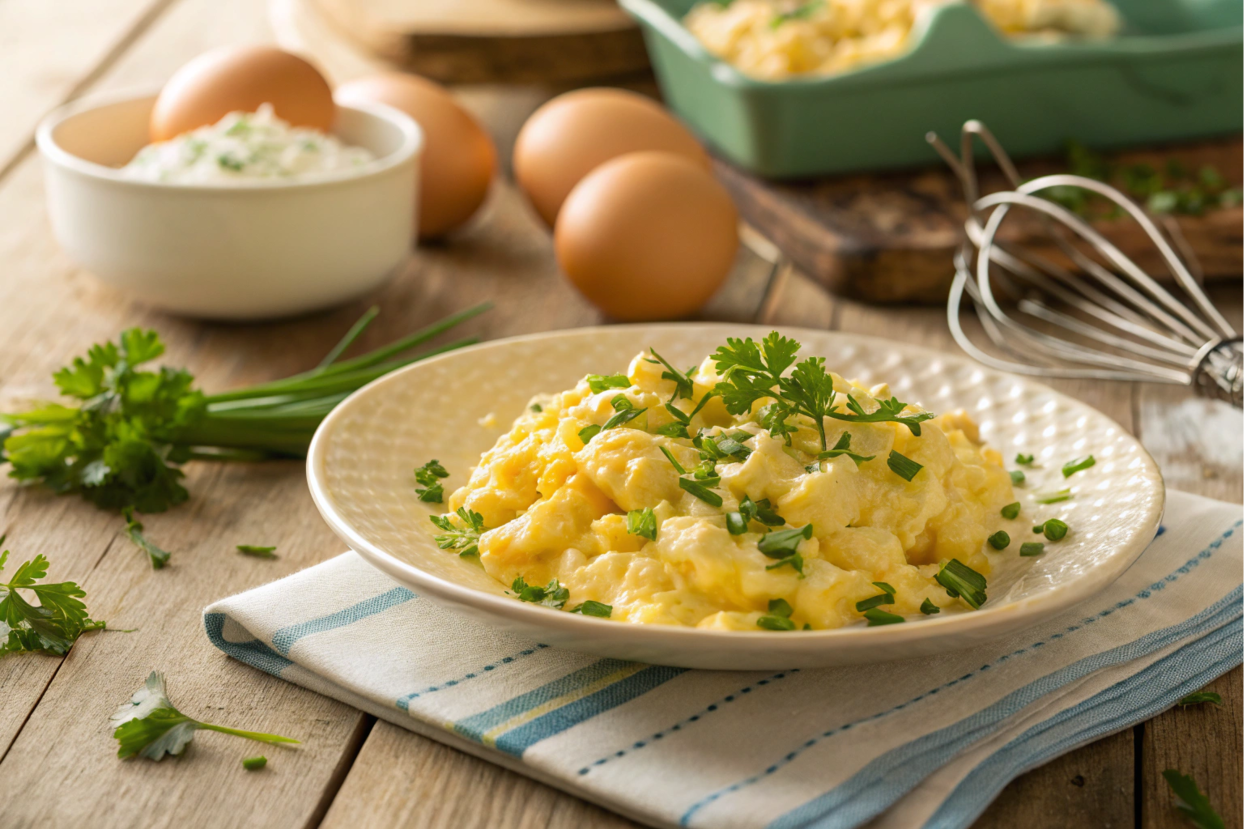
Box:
[204,489,1242,829]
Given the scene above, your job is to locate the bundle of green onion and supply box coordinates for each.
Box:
[0,303,488,565]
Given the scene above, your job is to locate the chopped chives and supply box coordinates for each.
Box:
[863,608,905,626]
[530,403,543,412]
[602,406,646,431]
[764,552,804,575]
[626,508,657,541]
[1035,489,1072,504]
[237,545,277,558]
[1015,453,1034,465]
[935,559,988,609]
[586,374,629,394]
[757,615,796,631]
[1010,470,1026,486]
[855,593,894,612]
[679,477,722,507]
[1001,502,1021,520]
[578,424,601,444]
[242,756,267,771]
[1041,519,1068,541]
[726,512,749,536]
[920,598,941,615]
[660,446,687,474]
[768,598,793,617]
[569,601,613,618]
[988,531,1010,550]
[873,581,896,596]
[1061,456,1096,478]
[1020,542,1045,556]
[758,525,813,558]
[887,451,923,482]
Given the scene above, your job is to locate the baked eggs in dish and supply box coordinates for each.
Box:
[427,332,1016,632]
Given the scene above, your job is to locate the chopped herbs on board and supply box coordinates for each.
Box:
[1,305,489,567]
[111,671,298,760]
[236,545,277,559]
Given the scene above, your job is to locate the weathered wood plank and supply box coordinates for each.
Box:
[0,0,177,177]
[829,298,1140,829]
[1134,285,1242,829]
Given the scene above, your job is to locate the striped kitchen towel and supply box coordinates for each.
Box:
[204,489,1242,829]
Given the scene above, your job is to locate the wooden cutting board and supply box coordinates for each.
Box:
[305,0,649,83]
[714,136,1243,305]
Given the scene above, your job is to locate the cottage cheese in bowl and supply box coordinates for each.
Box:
[122,104,374,184]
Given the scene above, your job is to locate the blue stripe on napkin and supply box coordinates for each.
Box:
[204,612,293,675]
[272,586,416,655]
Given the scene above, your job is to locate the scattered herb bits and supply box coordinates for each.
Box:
[818,432,874,467]
[586,374,630,394]
[1161,769,1224,829]
[1020,542,1045,557]
[569,601,613,618]
[1015,454,1034,465]
[578,424,602,444]
[1039,519,1069,541]
[757,598,797,631]
[887,451,923,482]
[237,545,277,559]
[414,459,449,503]
[122,508,171,570]
[530,403,543,413]
[863,608,904,626]
[511,576,569,609]
[935,559,987,609]
[1001,502,1021,520]
[988,531,1010,550]
[1177,691,1223,708]
[679,477,723,508]
[920,598,941,615]
[242,756,267,771]
[758,525,812,558]
[1062,456,1096,478]
[1035,489,1072,504]
[626,508,657,542]
[726,512,749,536]
[1010,470,1026,486]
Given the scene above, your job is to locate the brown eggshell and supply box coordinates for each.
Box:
[336,73,497,240]
[554,152,738,321]
[514,88,710,228]
[151,47,334,141]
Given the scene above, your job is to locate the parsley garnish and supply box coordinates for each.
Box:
[1035,489,1072,504]
[1062,456,1096,478]
[587,374,629,394]
[237,545,277,559]
[740,495,784,527]
[935,559,987,609]
[1001,502,1021,520]
[1020,542,1045,557]
[863,608,904,626]
[602,395,646,430]
[1,306,488,565]
[1177,691,1223,708]
[656,402,692,438]
[430,508,486,558]
[627,508,657,541]
[1015,453,1034,465]
[818,432,874,467]
[111,671,298,760]
[1162,769,1224,829]
[712,331,936,450]
[243,756,267,771]
[1010,470,1026,486]
[920,598,941,615]
[0,542,105,655]
[887,451,923,482]
[757,598,796,630]
[414,459,449,503]
[122,507,171,570]
[988,531,1010,550]
[511,576,569,609]
[530,403,543,413]
[569,600,612,618]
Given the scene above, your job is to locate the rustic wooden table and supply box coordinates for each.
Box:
[1,1,1240,827]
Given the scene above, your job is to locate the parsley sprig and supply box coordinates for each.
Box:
[111,671,298,760]
[430,508,486,558]
[2,305,488,567]
[511,576,569,609]
[1162,769,1224,829]
[0,542,105,655]
[711,333,933,452]
[414,459,449,503]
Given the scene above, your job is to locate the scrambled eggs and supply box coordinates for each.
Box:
[684,0,1119,80]
[433,337,1014,631]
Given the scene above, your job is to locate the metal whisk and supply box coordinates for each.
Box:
[926,121,1242,408]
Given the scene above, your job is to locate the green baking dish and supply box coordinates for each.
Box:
[619,0,1243,177]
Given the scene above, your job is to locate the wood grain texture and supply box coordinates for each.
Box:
[714,136,1244,304]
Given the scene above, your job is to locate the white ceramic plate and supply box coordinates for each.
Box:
[306,325,1164,669]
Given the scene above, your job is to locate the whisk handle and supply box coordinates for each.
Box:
[1192,337,1243,409]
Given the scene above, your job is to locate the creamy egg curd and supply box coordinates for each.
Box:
[429,333,1016,632]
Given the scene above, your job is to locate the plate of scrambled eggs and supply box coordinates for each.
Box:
[307,325,1163,669]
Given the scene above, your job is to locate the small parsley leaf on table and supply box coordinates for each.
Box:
[111,671,298,760]
[0,542,105,655]
[122,508,171,569]
[237,545,277,559]
[1161,769,1224,829]
[1176,691,1223,708]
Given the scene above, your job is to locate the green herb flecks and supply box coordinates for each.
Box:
[243,756,267,771]
[1177,691,1223,708]
[920,598,941,615]
[237,545,277,559]
[660,446,687,475]
[757,598,797,630]
[569,601,612,618]
[935,559,987,609]
[1001,502,1021,520]
[1015,454,1034,465]
[602,395,647,431]
[887,451,923,482]
[739,495,784,527]
[863,608,904,626]
[758,525,812,559]
[1020,542,1045,557]
[0,542,106,656]
[1062,456,1096,478]
[646,348,698,401]
[586,374,630,394]
[430,508,486,558]
[579,424,602,444]
[818,432,875,467]
[988,531,1010,550]
[1161,769,1224,829]
[1011,470,1026,486]
[530,403,543,413]
[1035,519,1068,541]
[511,576,569,609]
[414,459,449,503]
[112,671,298,760]
[123,507,171,570]
[627,508,657,542]
[771,0,822,28]
[679,477,723,508]
[1035,489,1072,504]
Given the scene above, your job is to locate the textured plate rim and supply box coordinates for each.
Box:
[306,323,1165,655]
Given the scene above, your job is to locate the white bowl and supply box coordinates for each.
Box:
[36,89,422,320]
[306,325,1166,670]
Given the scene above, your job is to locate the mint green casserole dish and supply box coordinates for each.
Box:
[619,0,1243,177]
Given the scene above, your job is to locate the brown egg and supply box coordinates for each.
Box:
[336,74,497,240]
[514,88,710,228]
[151,47,334,141]
[555,152,737,321]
